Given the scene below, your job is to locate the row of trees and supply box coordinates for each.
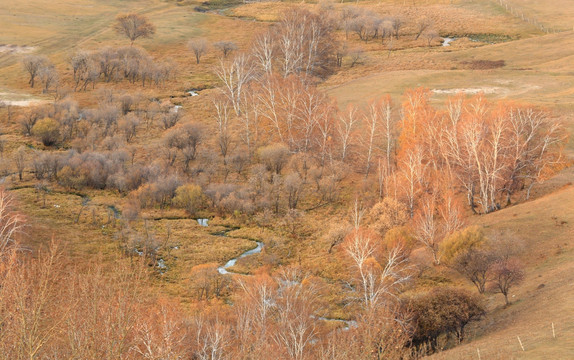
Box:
[22,47,174,94]
[69,46,174,90]
[341,6,438,45]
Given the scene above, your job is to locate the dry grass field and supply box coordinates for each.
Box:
[498,0,574,31]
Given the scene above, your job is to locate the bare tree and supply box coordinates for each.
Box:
[272,270,319,360]
[216,54,254,116]
[345,230,410,312]
[390,17,403,39]
[275,8,336,78]
[114,13,156,46]
[349,11,382,42]
[335,42,348,67]
[214,41,238,58]
[284,173,303,209]
[0,189,25,256]
[337,104,360,162]
[251,32,274,74]
[69,51,100,91]
[192,318,230,360]
[22,55,48,88]
[349,47,364,67]
[188,38,209,64]
[400,146,424,217]
[424,29,439,47]
[39,64,59,93]
[15,146,27,181]
[362,98,385,177]
[452,248,496,294]
[414,18,432,40]
[341,7,361,40]
[237,92,260,158]
[213,98,233,165]
[488,258,525,305]
[118,113,140,142]
[413,196,441,265]
[163,122,204,172]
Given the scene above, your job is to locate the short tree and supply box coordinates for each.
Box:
[15,146,27,181]
[39,64,59,93]
[390,17,403,39]
[424,29,439,47]
[32,118,60,146]
[22,55,48,88]
[174,184,204,216]
[488,258,525,305]
[410,287,485,351]
[369,197,409,237]
[118,113,140,143]
[414,18,432,40]
[440,226,486,265]
[214,41,238,58]
[452,248,496,294]
[258,144,290,174]
[114,13,156,46]
[188,38,209,64]
[349,47,364,67]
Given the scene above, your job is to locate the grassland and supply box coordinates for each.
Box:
[326,29,574,107]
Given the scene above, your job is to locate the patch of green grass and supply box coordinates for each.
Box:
[467,33,515,43]
[194,0,243,12]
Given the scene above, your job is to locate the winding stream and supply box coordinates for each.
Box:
[197,219,264,275]
[218,241,264,275]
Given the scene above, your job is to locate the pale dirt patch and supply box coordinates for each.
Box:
[0,92,45,107]
[431,86,502,95]
[0,45,35,54]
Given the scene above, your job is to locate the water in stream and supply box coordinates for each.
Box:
[218,241,264,275]
[197,220,263,274]
[442,37,455,46]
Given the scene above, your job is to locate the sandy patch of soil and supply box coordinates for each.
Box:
[432,87,502,95]
[0,45,35,54]
[0,92,45,107]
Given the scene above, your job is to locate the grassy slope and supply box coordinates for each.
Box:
[499,0,574,31]
[430,182,574,359]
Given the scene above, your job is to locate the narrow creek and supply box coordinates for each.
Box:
[196,219,264,275]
